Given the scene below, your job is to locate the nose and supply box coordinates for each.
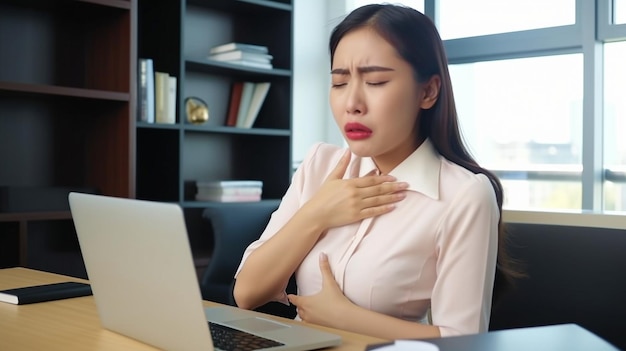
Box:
[345,82,366,116]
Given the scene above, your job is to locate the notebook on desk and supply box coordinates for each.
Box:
[68,192,341,351]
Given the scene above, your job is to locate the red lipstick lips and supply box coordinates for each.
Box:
[344,122,372,140]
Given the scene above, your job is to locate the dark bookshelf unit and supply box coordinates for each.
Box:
[137,0,293,269]
[0,0,136,277]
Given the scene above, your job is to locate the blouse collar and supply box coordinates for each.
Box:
[356,139,441,200]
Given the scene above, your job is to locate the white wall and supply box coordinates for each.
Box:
[292,0,346,167]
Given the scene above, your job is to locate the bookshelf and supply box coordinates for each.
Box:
[137,0,293,269]
[0,0,136,277]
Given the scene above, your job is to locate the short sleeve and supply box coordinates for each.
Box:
[431,174,499,337]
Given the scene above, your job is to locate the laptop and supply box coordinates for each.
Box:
[68,192,341,351]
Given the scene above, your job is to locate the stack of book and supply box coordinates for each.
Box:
[207,42,273,70]
[195,180,263,202]
[225,81,271,128]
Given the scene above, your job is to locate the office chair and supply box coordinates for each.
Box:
[200,200,297,319]
[489,222,626,350]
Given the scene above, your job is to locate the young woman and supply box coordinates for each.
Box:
[233,4,516,340]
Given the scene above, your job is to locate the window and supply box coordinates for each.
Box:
[449,54,584,210]
[297,0,626,214]
[438,0,575,40]
[603,41,626,211]
[615,0,626,24]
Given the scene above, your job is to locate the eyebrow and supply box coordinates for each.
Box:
[330,66,395,75]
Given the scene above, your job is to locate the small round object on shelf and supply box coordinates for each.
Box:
[185,96,209,124]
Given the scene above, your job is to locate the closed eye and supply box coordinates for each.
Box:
[367,81,388,86]
[331,82,347,88]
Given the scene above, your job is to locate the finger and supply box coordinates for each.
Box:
[358,182,409,198]
[325,149,351,181]
[318,252,335,283]
[353,175,402,189]
[287,294,299,306]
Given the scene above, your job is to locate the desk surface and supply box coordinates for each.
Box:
[0,267,385,351]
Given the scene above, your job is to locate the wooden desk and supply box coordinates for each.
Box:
[0,268,385,350]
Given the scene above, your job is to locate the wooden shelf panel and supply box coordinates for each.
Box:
[1,0,131,10]
[0,211,72,222]
[0,81,130,101]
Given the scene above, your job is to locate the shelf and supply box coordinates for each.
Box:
[184,125,291,136]
[186,59,292,78]
[181,199,280,208]
[1,0,131,9]
[137,122,291,136]
[0,82,130,102]
[137,0,292,275]
[187,0,292,13]
[0,211,73,222]
[78,0,132,10]
[136,122,181,130]
[0,0,135,276]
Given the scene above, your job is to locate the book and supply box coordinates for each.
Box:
[209,50,273,63]
[209,42,269,55]
[225,59,273,70]
[195,179,263,202]
[241,82,271,128]
[197,187,262,197]
[154,71,170,124]
[196,180,263,189]
[0,282,92,305]
[195,193,262,202]
[207,57,273,70]
[235,82,256,128]
[166,75,177,124]
[225,81,244,127]
[137,58,155,123]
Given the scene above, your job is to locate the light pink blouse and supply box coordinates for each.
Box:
[236,140,499,337]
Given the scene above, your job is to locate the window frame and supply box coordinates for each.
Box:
[427,0,626,213]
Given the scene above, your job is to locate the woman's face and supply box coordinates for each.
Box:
[330,27,437,173]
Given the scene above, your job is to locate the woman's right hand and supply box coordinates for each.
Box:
[302,149,408,230]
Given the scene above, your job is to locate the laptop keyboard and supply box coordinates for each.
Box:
[209,322,284,350]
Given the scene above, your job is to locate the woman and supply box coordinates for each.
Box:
[234,4,516,340]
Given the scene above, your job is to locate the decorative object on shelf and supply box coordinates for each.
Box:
[184,96,209,124]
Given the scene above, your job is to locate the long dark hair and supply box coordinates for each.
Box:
[329,4,520,301]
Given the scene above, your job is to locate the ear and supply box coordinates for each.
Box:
[419,75,441,110]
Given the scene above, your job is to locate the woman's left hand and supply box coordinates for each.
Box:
[287,253,352,329]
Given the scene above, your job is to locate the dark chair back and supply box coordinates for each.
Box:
[490,222,626,350]
[200,200,296,318]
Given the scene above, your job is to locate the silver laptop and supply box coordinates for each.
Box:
[68,192,341,351]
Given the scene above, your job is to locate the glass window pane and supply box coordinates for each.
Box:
[347,0,424,13]
[603,41,626,212]
[438,0,576,40]
[615,0,626,24]
[449,54,584,211]
[605,181,626,212]
[503,180,581,210]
